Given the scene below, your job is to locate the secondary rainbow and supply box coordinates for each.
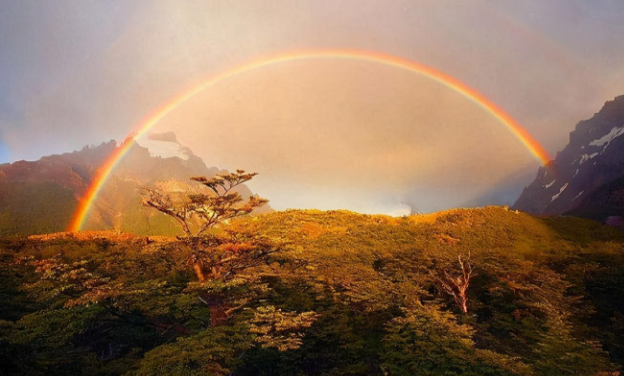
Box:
[68,49,551,232]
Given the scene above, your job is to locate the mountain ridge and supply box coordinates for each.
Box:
[0,133,265,236]
[514,95,624,220]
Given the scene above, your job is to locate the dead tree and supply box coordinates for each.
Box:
[437,252,475,314]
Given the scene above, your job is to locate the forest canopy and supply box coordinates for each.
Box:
[1,205,624,375]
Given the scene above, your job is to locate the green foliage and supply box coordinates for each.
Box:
[0,207,623,375]
[381,305,528,375]
[249,305,318,351]
[533,317,613,375]
[0,181,77,236]
[130,325,253,376]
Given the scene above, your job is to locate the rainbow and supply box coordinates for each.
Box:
[68,49,551,232]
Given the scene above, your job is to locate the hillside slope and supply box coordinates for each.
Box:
[1,207,623,375]
[0,141,114,236]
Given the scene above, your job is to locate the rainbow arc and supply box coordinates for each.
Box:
[68,49,551,232]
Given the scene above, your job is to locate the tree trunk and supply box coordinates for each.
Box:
[209,305,229,327]
[200,293,229,327]
[194,263,209,282]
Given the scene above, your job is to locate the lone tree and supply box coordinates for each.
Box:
[142,170,268,238]
[142,170,276,325]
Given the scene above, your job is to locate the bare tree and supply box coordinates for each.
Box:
[437,252,475,314]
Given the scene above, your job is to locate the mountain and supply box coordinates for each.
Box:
[0,141,115,236]
[0,132,266,236]
[566,174,624,223]
[514,95,624,220]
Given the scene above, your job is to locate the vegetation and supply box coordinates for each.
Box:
[1,199,624,374]
[0,181,77,236]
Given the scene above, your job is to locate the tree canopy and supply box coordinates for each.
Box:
[1,206,623,375]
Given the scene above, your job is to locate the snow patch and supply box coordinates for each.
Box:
[136,138,190,160]
[573,169,579,178]
[579,153,599,164]
[543,180,556,189]
[572,191,584,201]
[550,183,568,202]
[589,126,624,148]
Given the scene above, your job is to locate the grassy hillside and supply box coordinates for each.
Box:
[0,181,77,236]
[1,207,623,375]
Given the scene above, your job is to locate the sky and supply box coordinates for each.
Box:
[1,0,624,214]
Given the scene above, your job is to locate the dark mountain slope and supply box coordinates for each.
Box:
[566,174,624,221]
[514,95,624,217]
